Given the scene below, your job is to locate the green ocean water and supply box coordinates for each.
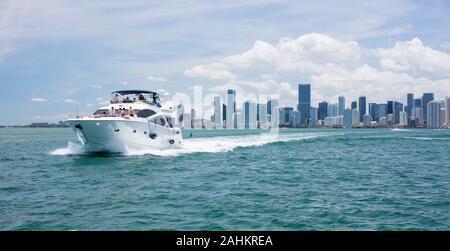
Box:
[1,128,449,230]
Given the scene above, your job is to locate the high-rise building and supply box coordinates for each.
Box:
[257,103,267,127]
[394,101,403,124]
[222,104,227,127]
[269,99,279,128]
[310,107,318,127]
[318,101,328,120]
[298,84,311,126]
[369,103,379,122]
[358,96,366,122]
[399,111,408,126]
[414,98,422,108]
[407,93,414,118]
[280,107,294,127]
[338,96,345,116]
[244,101,257,129]
[412,107,423,126]
[213,96,221,128]
[444,97,450,126]
[422,93,434,125]
[351,101,357,110]
[378,104,387,119]
[343,108,352,128]
[328,103,338,117]
[387,101,394,114]
[363,114,372,127]
[226,89,236,128]
[190,108,195,129]
[351,109,359,127]
[427,100,443,129]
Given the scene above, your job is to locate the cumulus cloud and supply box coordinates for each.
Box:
[223,33,361,73]
[187,33,450,108]
[147,76,168,82]
[30,97,47,102]
[378,38,450,78]
[63,99,78,104]
[184,62,237,80]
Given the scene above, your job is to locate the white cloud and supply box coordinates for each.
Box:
[91,84,102,89]
[63,99,78,104]
[30,97,47,102]
[184,62,237,80]
[147,76,167,82]
[378,38,450,78]
[223,33,361,73]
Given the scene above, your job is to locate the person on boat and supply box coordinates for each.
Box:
[109,107,116,117]
[113,94,120,103]
[129,106,135,117]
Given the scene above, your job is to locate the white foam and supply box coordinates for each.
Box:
[123,132,328,157]
[51,132,333,157]
[50,141,85,155]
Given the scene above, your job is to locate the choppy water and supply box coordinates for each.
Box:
[1,128,449,230]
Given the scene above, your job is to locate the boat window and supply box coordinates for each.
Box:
[166,117,174,128]
[93,109,109,115]
[137,109,156,118]
[149,117,167,127]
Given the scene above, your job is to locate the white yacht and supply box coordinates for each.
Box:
[67,90,182,152]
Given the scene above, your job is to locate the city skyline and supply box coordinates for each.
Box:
[182,84,449,129]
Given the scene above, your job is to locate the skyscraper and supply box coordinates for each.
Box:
[257,103,267,127]
[407,93,414,118]
[222,104,227,126]
[387,101,394,114]
[394,101,403,124]
[351,101,357,109]
[213,96,221,128]
[318,101,328,120]
[280,107,294,127]
[328,103,338,117]
[427,100,443,129]
[338,96,345,116]
[298,84,311,126]
[190,108,195,129]
[422,93,434,125]
[358,96,366,122]
[369,103,379,122]
[270,99,279,128]
[378,104,387,119]
[446,97,450,126]
[351,109,359,127]
[343,108,352,128]
[414,98,422,108]
[226,89,236,128]
[399,111,408,126]
[244,101,257,129]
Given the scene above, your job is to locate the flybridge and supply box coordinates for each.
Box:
[111,90,161,107]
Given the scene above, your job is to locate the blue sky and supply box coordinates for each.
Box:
[1,0,450,125]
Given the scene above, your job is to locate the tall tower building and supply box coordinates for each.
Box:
[298,84,311,126]
[422,93,434,125]
[407,93,414,118]
[351,101,357,110]
[226,89,236,129]
[338,96,345,116]
[427,100,443,129]
[369,103,379,122]
[318,101,328,120]
[213,96,221,128]
[446,97,450,126]
[358,96,366,122]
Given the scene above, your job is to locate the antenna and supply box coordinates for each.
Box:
[76,104,79,117]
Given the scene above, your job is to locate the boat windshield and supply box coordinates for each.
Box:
[110,91,161,107]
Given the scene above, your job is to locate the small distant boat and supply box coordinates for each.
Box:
[67,90,182,152]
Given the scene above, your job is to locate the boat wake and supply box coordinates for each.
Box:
[50,132,332,157]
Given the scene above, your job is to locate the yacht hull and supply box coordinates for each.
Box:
[67,118,182,152]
